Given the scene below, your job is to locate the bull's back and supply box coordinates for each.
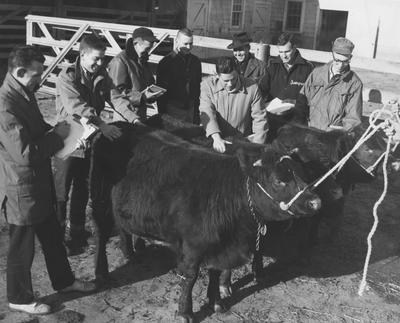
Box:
[111,128,246,245]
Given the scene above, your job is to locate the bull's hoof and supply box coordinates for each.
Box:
[177,314,194,323]
[253,270,266,283]
[134,237,146,252]
[95,273,111,286]
[219,285,232,298]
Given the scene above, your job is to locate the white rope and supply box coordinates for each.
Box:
[256,182,295,216]
[313,107,390,189]
[312,124,384,189]
[281,106,390,208]
[358,135,392,296]
[367,142,399,173]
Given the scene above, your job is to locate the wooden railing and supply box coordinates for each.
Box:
[0,4,181,59]
[26,14,270,96]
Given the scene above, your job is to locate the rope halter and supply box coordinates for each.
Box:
[245,155,302,251]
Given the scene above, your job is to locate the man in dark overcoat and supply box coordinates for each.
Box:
[0,46,96,315]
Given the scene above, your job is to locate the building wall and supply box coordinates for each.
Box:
[301,0,319,48]
[345,1,400,61]
[207,0,257,38]
[268,0,285,43]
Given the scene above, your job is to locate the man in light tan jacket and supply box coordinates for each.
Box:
[199,56,268,153]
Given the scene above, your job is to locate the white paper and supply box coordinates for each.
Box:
[266,98,295,114]
[55,115,98,159]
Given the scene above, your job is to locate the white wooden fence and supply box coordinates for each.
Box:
[25,14,400,102]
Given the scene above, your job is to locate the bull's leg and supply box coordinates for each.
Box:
[133,235,146,253]
[207,269,225,313]
[176,243,200,323]
[92,199,114,283]
[219,270,232,298]
[252,250,264,282]
[119,230,134,261]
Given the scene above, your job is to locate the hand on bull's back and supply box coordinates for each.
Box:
[211,133,227,153]
[98,123,122,141]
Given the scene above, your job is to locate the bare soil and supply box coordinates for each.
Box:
[0,67,400,323]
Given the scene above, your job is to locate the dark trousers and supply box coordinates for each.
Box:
[53,155,90,234]
[7,215,75,304]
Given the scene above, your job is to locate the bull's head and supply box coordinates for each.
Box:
[242,147,322,222]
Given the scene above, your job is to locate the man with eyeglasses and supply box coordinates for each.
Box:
[293,37,363,131]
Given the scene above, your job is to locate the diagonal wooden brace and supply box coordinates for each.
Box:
[40,23,90,87]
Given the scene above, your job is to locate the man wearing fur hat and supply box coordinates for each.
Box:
[293,37,363,131]
[227,32,266,82]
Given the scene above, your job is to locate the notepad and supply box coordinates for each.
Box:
[143,84,167,95]
[266,98,295,115]
[55,115,98,159]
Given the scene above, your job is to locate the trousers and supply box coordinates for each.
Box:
[53,155,90,233]
[6,214,75,304]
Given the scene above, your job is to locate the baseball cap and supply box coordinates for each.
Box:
[332,37,354,55]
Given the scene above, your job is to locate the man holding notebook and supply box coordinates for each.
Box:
[108,27,164,123]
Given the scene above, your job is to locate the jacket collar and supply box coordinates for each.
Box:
[244,53,257,76]
[327,61,353,83]
[170,49,193,60]
[270,49,307,67]
[214,74,248,94]
[73,57,105,86]
[3,72,32,102]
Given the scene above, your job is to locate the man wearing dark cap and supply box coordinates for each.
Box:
[108,27,164,122]
[293,37,363,131]
[227,31,266,82]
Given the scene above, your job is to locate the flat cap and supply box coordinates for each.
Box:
[332,37,354,55]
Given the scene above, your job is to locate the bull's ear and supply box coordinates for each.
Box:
[253,159,263,167]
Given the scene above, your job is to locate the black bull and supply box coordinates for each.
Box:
[146,116,387,290]
[89,121,321,322]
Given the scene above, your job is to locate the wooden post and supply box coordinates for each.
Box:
[255,43,269,63]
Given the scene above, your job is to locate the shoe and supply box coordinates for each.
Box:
[59,279,97,293]
[9,301,51,315]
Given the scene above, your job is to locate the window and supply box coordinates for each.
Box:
[284,0,304,32]
[231,0,244,28]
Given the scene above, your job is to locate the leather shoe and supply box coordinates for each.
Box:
[59,279,97,293]
[9,301,51,315]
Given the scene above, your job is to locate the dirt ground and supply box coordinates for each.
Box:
[1,65,400,323]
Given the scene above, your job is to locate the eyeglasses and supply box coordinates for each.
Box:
[332,52,351,64]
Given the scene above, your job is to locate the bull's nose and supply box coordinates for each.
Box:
[307,197,321,211]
